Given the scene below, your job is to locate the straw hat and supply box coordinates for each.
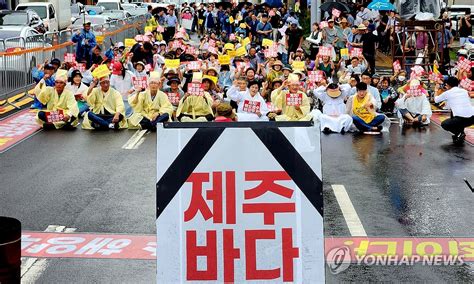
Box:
[357,24,367,30]
[216,103,235,119]
[326,83,341,98]
[55,69,68,82]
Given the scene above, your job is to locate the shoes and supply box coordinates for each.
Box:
[453,132,466,145]
[412,120,421,128]
[108,123,115,129]
[322,127,332,134]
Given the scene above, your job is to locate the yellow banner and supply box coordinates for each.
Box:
[96,35,104,44]
[218,55,231,65]
[262,38,274,47]
[236,46,247,57]
[229,16,234,24]
[242,37,251,47]
[198,19,204,25]
[340,48,349,59]
[192,72,203,82]
[227,50,236,58]
[165,59,180,69]
[292,61,305,71]
[224,43,234,50]
[92,64,111,79]
[124,38,136,48]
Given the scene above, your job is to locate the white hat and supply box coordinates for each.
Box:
[116,42,124,48]
[55,69,68,82]
[149,71,161,83]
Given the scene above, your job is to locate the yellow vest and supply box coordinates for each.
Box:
[352,94,375,123]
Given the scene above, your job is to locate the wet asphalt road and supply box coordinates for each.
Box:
[0,121,473,283]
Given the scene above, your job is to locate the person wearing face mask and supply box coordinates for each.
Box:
[128,72,173,130]
[227,79,269,121]
[83,76,127,130]
[36,70,79,130]
[391,70,407,89]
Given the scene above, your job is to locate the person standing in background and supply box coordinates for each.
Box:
[458,11,472,47]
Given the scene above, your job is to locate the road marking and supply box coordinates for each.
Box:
[21,225,76,283]
[331,184,367,237]
[122,130,147,150]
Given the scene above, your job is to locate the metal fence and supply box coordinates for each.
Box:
[0,15,146,108]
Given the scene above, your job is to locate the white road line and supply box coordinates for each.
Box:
[331,184,367,237]
[122,130,147,150]
[21,225,76,283]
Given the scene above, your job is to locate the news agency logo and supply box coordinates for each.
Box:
[326,246,352,274]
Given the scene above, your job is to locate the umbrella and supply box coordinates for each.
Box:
[319,1,351,13]
[367,0,396,11]
[216,2,233,10]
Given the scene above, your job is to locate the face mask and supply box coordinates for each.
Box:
[398,76,405,82]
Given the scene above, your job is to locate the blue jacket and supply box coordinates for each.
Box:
[71,29,97,62]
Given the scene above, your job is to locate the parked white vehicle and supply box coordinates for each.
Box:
[97,0,123,11]
[16,0,72,32]
[0,26,52,72]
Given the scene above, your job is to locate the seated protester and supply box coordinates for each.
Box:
[202,76,222,107]
[66,70,89,116]
[31,63,56,109]
[361,71,382,110]
[390,70,407,90]
[346,56,367,75]
[127,61,149,78]
[217,64,234,91]
[371,74,381,88]
[162,77,185,111]
[244,67,263,84]
[270,75,312,121]
[313,83,353,133]
[346,82,385,133]
[91,45,105,66]
[266,60,283,83]
[128,72,173,130]
[282,65,292,80]
[110,62,135,117]
[434,76,474,144]
[215,102,237,122]
[378,77,399,114]
[36,70,79,129]
[262,78,282,102]
[317,55,335,81]
[227,79,269,121]
[82,76,127,130]
[176,78,214,122]
[395,79,432,127]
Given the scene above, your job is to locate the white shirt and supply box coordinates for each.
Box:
[66,82,88,97]
[434,87,474,118]
[396,95,432,118]
[314,86,349,116]
[110,70,135,99]
[227,85,269,116]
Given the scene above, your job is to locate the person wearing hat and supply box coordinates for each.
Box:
[83,75,127,130]
[66,69,89,116]
[227,78,269,121]
[31,63,56,109]
[346,82,385,133]
[128,72,173,130]
[434,76,474,144]
[162,77,185,112]
[215,103,237,122]
[312,83,353,133]
[262,77,282,103]
[71,21,97,68]
[110,61,135,116]
[127,61,148,78]
[282,65,293,80]
[256,13,273,45]
[321,18,339,60]
[176,76,214,122]
[270,75,312,121]
[338,18,351,49]
[395,79,431,128]
[266,60,283,83]
[36,69,79,130]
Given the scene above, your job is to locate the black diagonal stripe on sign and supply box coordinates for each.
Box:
[252,127,323,217]
[156,128,224,218]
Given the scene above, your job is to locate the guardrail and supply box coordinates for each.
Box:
[0,15,146,109]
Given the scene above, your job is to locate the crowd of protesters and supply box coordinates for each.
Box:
[29,2,474,145]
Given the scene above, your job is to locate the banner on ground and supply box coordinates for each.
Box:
[156,122,324,283]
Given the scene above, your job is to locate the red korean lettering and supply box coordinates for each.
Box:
[282,228,299,282]
[186,230,217,280]
[245,229,280,280]
[244,171,293,199]
[225,171,236,224]
[223,229,240,282]
[184,173,212,222]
